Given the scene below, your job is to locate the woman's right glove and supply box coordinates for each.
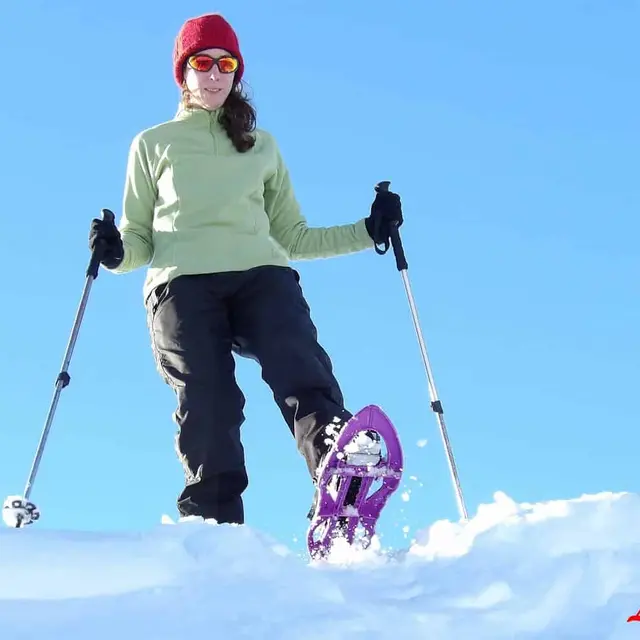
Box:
[365,188,403,253]
[88,214,124,269]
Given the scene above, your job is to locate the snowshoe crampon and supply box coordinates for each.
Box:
[307,404,403,559]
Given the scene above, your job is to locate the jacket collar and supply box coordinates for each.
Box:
[174,103,224,123]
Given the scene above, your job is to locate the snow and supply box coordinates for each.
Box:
[2,495,39,528]
[1,491,640,639]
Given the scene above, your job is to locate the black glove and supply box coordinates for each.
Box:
[89,215,124,269]
[365,188,403,252]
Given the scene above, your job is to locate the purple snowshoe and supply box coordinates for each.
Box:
[307,404,403,559]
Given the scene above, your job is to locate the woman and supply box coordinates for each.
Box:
[89,13,403,525]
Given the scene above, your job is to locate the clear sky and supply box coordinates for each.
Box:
[1,0,637,552]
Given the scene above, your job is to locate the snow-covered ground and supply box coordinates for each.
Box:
[1,491,639,639]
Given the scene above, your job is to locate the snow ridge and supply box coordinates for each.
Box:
[0,490,639,639]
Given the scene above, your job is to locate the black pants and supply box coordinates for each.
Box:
[146,266,351,524]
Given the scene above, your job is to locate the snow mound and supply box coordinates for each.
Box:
[1,491,639,639]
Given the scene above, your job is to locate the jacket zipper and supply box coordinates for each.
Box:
[210,120,218,155]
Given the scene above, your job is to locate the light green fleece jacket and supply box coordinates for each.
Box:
[111,105,374,300]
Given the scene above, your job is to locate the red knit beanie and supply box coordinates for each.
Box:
[173,13,244,86]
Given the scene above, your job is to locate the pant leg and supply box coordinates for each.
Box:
[229,266,352,479]
[147,274,248,523]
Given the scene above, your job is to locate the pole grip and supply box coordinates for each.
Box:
[375,181,408,271]
[389,223,408,271]
[86,209,115,279]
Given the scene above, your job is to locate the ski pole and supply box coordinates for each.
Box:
[2,209,115,529]
[375,181,469,522]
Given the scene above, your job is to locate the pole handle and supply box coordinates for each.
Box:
[375,181,408,271]
[86,209,115,279]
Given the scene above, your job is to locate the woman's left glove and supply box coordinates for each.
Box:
[365,188,403,250]
[88,214,124,269]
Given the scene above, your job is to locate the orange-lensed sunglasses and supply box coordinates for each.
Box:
[187,54,239,74]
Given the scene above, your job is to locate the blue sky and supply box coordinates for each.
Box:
[0,1,637,552]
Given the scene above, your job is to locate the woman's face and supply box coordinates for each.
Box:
[183,47,238,110]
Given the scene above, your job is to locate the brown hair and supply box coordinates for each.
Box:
[181,81,256,153]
